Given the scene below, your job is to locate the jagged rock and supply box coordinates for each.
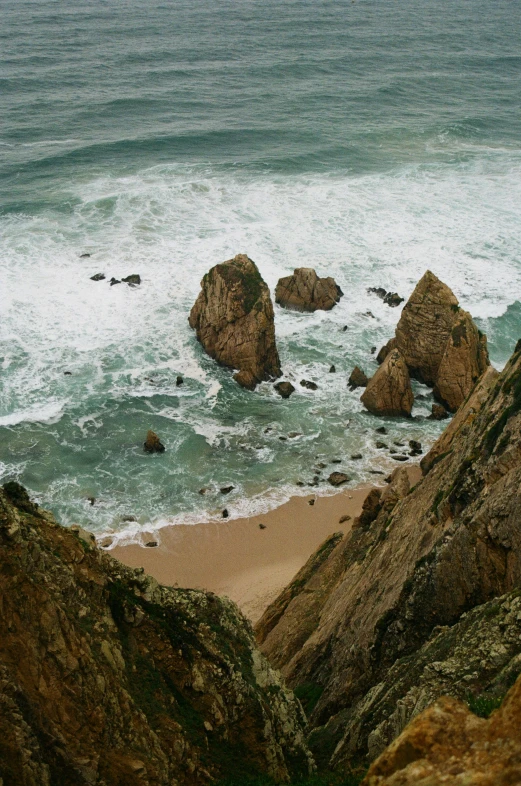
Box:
[429,403,449,420]
[90,272,105,281]
[0,486,313,785]
[143,430,165,453]
[328,472,349,487]
[109,277,121,286]
[376,338,397,365]
[300,379,318,390]
[363,671,521,786]
[395,270,489,410]
[275,268,343,312]
[189,255,281,389]
[122,274,141,285]
[354,489,382,529]
[361,350,414,417]
[329,365,336,373]
[348,366,368,390]
[176,375,184,386]
[274,381,295,399]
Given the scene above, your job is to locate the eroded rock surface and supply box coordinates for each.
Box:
[0,483,312,786]
[189,254,281,389]
[275,268,343,312]
[361,350,413,417]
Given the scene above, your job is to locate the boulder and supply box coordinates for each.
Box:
[274,381,295,399]
[143,430,165,453]
[328,472,350,487]
[376,338,397,365]
[348,366,368,390]
[361,350,414,417]
[189,255,281,389]
[429,403,449,420]
[300,379,318,390]
[90,273,105,281]
[275,268,343,312]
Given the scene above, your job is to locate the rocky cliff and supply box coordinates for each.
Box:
[257,340,521,772]
[189,254,281,389]
[0,483,312,786]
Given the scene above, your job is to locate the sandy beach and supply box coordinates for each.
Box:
[113,484,377,622]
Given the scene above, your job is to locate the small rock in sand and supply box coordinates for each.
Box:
[308,499,315,506]
[145,541,158,548]
[339,514,351,523]
[259,523,266,529]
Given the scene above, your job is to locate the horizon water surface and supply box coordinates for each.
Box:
[1,0,521,542]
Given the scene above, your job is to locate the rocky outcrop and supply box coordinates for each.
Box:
[363,671,521,785]
[361,350,413,417]
[275,268,343,312]
[394,270,489,410]
[256,340,521,773]
[189,255,281,389]
[376,338,397,365]
[0,483,312,786]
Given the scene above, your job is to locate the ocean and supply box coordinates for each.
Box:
[1,0,521,542]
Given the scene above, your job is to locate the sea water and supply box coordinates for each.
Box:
[1,0,521,542]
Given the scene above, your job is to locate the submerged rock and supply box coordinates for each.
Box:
[189,254,281,389]
[361,350,413,417]
[429,402,449,420]
[143,430,165,453]
[90,272,105,281]
[300,379,318,390]
[275,268,343,312]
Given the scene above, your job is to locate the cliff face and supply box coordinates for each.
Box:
[0,484,312,786]
[257,342,521,769]
[188,254,281,389]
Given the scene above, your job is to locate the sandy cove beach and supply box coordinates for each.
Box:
[113,472,419,623]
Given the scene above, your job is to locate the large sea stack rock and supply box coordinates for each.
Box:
[395,270,489,410]
[0,483,313,785]
[189,254,281,389]
[361,350,413,417]
[275,268,343,312]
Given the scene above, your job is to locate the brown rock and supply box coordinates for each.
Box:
[394,271,489,411]
[376,337,397,365]
[275,268,343,312]
[429,403,449,420]
[189,254,281,389]
[143,430,165,453]
[328,472,350,487]
[348,366,369,390]
[363,675,521,786]
[395,270,459,386]
[300,379,318,390]
[361,350,414,417]
[274,381,295,399]
[433,309,490,411]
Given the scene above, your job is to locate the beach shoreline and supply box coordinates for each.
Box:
[112,467,421,623]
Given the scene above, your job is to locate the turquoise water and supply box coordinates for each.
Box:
[1,0,521,540]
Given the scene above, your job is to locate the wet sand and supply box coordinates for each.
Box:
[112,485,374,622]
